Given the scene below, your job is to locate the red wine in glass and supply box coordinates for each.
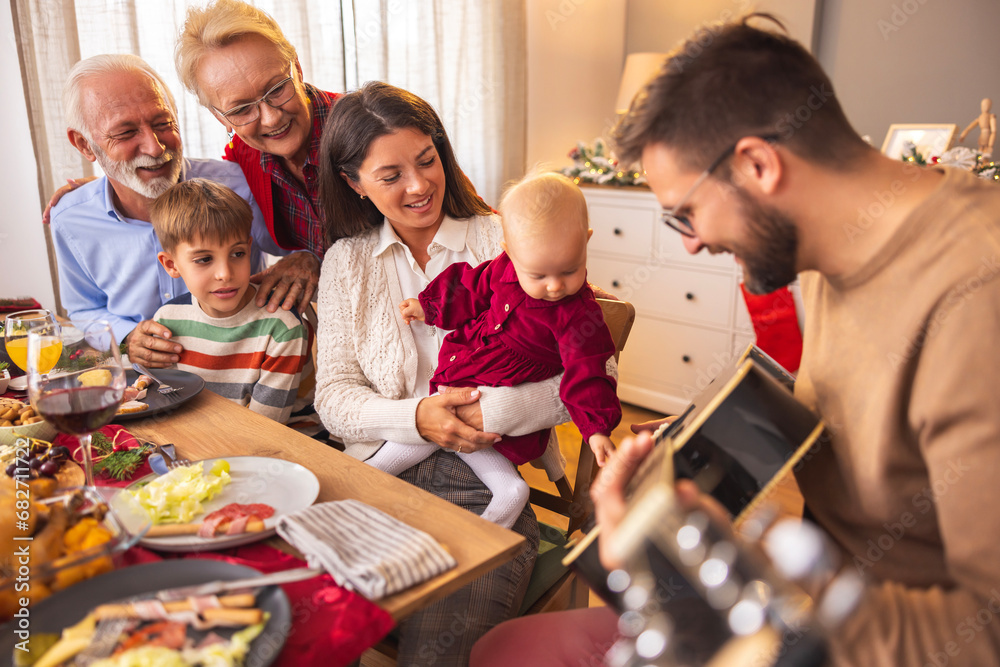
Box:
[35,385,121,434]
[27,320,125,487]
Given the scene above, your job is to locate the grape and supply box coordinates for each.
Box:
[210,460,230,476]
[5,463,16,477]
[39,461,59,478]
[50,446,70,461]
[29,457,44,471]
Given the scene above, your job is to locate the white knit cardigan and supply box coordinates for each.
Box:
[314,214,570,461]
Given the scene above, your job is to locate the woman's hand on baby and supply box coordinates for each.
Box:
[416,390,501,453]
[399,298,425,324]
[588,434,617,467]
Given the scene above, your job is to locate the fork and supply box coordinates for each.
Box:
[158,442,193,470]
[131,361,181,396]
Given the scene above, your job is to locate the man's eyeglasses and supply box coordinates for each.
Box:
[660,134,780,238]
[212,62,296,127]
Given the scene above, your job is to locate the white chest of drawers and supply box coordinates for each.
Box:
[582,184,755,415]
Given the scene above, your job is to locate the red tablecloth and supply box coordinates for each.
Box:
[79,425,395,667]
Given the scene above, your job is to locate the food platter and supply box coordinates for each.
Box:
[128,456,320,552]
[113,369,206,421]
[0,559,291,667]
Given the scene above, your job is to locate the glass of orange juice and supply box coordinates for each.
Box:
[4,309,61,374]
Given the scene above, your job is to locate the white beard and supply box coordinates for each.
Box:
[91,143,183,200]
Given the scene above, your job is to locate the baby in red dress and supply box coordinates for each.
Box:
[366,172,621,528]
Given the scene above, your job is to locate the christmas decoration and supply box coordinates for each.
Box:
[938,147,1000,182]
[902,144,1000,183]
[561,138,646,186]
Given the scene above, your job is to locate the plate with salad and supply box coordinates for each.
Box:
[1,559,290,667]
[125,456,320,552]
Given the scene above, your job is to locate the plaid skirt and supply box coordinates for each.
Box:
[395,448,540,666]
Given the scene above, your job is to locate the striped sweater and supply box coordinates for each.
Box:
[154,287,311,424]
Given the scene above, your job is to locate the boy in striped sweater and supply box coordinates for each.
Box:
[149,178,313,424]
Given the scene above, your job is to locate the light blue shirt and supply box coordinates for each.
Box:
[50,158,286,345]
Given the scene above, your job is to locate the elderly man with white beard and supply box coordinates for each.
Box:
[49,53,289,364]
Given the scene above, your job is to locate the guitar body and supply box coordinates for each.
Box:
[566,346,853,666]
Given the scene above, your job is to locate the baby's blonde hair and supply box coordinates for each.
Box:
[149,178,251,253]
[499,170,589,245]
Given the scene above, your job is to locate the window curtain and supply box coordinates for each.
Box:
[14,0,526,311]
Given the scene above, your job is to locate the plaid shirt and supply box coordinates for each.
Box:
[262,84,336,257]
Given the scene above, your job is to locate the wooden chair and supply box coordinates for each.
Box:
[516,298,636,615]
[360,299,636,666]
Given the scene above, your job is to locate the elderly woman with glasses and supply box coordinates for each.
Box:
[175,0,336,313]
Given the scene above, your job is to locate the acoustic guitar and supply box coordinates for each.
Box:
[566,345,864,666]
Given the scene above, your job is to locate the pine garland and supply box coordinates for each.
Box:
[561,138,647,187]
[904,144,1000,183]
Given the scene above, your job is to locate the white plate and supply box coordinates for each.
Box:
[129,455,320,552]
[7,375,26,391]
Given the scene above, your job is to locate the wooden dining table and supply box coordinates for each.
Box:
[123,387,527,621]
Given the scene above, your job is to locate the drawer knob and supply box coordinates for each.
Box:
[612,280,621,288]
[685,292,695,300]
[682,355,691,363]
[613,228,622,236]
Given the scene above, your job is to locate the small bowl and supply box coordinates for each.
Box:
[0,418,58,447]
[0,370,8,394]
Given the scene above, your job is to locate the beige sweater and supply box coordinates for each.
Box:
[314,215,570,461]
[795,168,1000,665]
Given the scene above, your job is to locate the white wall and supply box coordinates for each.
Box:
[625,0,819,54]
[0,3,55,311]
[816,0,1000,145]
[525,0,626,169]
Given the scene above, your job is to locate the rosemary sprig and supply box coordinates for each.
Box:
[89,430,153,481]
[90,431,114,456]
[93,444,153,481]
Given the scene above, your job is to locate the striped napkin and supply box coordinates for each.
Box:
[276,499,457,600]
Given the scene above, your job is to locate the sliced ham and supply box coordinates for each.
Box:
[197,503,275,538]
[226,515,251,535]
[198,513,230,538]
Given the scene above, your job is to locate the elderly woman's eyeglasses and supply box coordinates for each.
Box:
[213,62,296,127]
[660,134,781,238]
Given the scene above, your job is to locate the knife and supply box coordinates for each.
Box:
[145,442,176,476]
[154,566,324,601]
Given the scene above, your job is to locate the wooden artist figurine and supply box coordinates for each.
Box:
[959,97,997,157]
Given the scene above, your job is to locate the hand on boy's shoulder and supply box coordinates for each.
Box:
[252,252,320,314]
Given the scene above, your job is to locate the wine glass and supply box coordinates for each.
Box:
[27,320,125,487]
[4,309,60,376]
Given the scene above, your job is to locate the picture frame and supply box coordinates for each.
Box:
[881,123,958,160]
